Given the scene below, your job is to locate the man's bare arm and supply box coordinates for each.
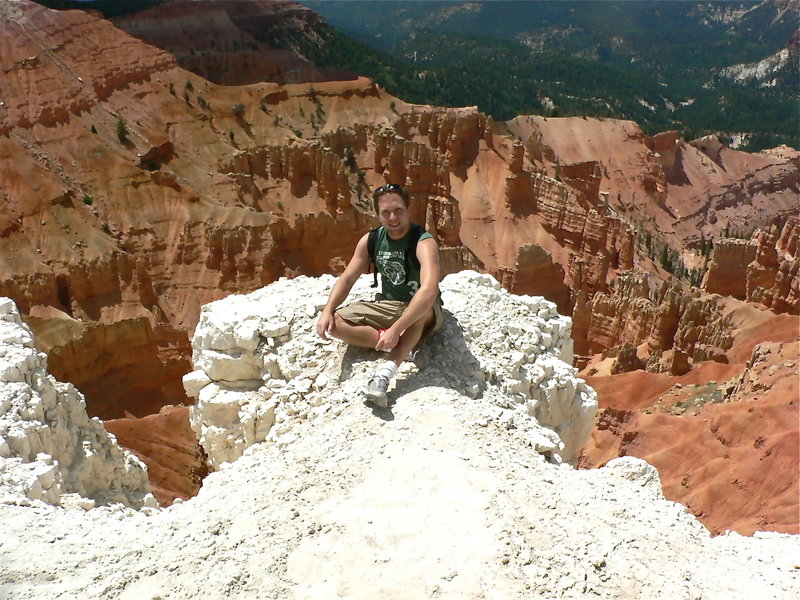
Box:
[316,233,371,339]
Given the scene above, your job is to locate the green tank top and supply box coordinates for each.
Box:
[374,226,433,302]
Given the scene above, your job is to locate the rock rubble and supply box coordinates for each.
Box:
[0,298,155,509]
[0,385,797,599]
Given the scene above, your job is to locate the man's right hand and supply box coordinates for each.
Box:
[316,311,335,340]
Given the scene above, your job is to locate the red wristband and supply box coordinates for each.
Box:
[377,329,390,352]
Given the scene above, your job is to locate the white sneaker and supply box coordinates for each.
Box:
[363,374,390,407]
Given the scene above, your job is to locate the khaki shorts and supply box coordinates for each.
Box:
[336,295,443,340]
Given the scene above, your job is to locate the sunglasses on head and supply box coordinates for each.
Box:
[372,183,409,200]
[373,183,403,195]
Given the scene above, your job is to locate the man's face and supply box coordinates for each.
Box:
[376,193,410,239]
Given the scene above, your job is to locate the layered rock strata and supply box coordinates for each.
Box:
[105,406,206,507]
[505,117,799,281]
[0,297,156,509]
[25,313,191,419]
[185,271,596,467]
[703,217,800,314]
[573,270,734,370]
[702,238,758,298]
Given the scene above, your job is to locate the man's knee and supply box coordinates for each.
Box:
[332,312,346,328]
[329,312,353,339]
[402,309,433,337]
[417,307,435,331]
[332,312,375,336]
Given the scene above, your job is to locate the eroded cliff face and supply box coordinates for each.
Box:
[113,0,351,86]
[0,0,645,422]
[574,272,735,373]
[0,1,377,420]
[104,406,206,506]
[703,216,800,314]
[504,117,799,272]
[24,313,190,420]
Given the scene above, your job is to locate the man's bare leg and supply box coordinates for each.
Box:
[329,312,380,348]
[387,308,434,366]
[364,308,434,407]
[330,309,433,356]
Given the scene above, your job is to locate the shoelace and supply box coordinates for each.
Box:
[370,374,390,390]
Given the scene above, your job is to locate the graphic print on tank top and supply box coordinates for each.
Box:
[376,249,406,285]
[374,227,430,301]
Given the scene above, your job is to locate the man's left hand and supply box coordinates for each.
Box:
[375,327,401,352]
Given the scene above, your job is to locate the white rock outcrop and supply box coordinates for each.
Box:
[1,280,798,599]
[720,47,791,86]
[1,375,798,600]
[0,298,156,510]
[185,271,597,468]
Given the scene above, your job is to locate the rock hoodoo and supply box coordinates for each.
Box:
[703,217,800,314]
[573,270,735,371]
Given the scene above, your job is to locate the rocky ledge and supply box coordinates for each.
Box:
[184,270,596,468]
[0,274,798,599]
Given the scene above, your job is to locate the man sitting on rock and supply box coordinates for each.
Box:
[316,183,443,407]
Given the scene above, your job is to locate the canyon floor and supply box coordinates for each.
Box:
[579,302,799,536]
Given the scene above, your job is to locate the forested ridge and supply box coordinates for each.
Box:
[37,0,799,150]
[306,0,798,150]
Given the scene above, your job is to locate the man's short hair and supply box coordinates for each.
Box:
[372,183,410,213]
